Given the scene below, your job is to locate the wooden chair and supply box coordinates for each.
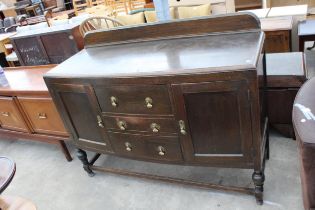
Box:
[129,0,145,11]
[105,0,128,15]
[79,16,123,36]
[73,0,89,15]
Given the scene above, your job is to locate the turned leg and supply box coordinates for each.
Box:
[77,149,95,177]
[57,140,72,162]
[252,171,265,205]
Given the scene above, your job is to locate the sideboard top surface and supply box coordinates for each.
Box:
[0,65,55,96]
[45,31,263,78]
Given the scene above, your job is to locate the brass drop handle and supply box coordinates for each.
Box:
[179,120,187,135]
[125,142,132,151]
[117,120,127,130]
[145,97,153,109]
[38,113,47,119]
[1,112,9,117]
[150,123,160,133]
[110,96,118,107]
[157,146,165,156]
[97,115,104,128]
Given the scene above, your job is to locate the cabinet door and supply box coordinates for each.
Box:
[50,84,113,152]
[172,80,253,167]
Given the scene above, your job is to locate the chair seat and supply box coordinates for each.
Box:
[0,196,36,210]
[6,52,18,62]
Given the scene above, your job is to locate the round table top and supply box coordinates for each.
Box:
[0,157,16,194]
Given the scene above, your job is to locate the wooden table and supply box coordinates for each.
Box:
[0,157,15,194]
[298,19,315,52]
[0,65,71,161]
[260,16,293,53]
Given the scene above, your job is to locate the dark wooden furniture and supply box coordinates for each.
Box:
[261,16,292,53]
[259,52,306,138]
[10,23,83,66]
[0,156,15,194]
[235,0,262,11]
[298,19,315,52]
[293,77,315,210]
[45,14,268,204]
[0,65,71,161]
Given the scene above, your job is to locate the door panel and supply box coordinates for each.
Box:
[50,84,112,152]
[172,80,253,167]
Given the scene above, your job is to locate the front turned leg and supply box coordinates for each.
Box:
[252,171,265,205]
[77,149,95,177]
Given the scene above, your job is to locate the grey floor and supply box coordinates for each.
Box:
[0,131,302,210]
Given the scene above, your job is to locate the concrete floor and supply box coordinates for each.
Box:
[0,131,302,210]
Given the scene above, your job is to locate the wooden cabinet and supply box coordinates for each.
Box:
[45,14,267,204]
[235,0,262,10]
[11,24,83,66]
[0,97,29,133]
[0,65,72,161]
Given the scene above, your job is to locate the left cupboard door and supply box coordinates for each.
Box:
[48,83,113,153]
[0,97,30,133]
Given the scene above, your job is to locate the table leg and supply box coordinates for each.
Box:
[299,37,305,52]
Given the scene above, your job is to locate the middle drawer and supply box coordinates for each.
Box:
[104,116,178,135]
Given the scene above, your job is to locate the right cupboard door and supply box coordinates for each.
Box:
[172,80,254,168]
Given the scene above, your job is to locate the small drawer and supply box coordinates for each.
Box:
[0,97,29,132]
[18,97,68,136]
[104,116,177,135]
[94,85,172,115]
[109,132,183,162]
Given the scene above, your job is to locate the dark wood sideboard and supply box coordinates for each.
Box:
[45,14,268,204]
[0,65,71,161]
[10,24,83,66]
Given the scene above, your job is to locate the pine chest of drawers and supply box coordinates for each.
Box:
[45,14,268,204]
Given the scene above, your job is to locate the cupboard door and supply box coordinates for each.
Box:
[49,84,113,152]
[0,97,30,133]
[172,80,253,167]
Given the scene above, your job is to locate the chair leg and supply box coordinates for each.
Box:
[7,61,14,67]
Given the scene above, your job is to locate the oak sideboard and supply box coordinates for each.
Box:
[0,65,71,161]
[45,14,268,204]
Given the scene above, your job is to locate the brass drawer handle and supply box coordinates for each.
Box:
[150,123,160,133]
[117,120,127,130]
[110,96,118,107]
[1,112,9,117]
[157,146,165,156]
[38,113,47,119]
[145,97,153,109]
[97,115,104,128]
[179,120,187,135]
[125,142,132,151]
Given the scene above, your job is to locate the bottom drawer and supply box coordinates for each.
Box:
[109,132,183,162]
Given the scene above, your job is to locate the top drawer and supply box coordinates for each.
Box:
[94,85,173,115]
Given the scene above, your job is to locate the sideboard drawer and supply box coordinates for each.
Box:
[0,97,29,132]
[94,85,173,115]
[104,116,177,135]
[18,97,68,136]
[109,132,183,162]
